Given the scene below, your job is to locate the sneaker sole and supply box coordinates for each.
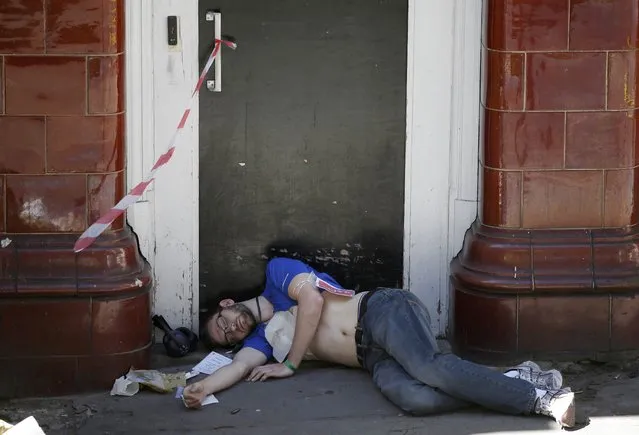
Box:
[557,393,576,428]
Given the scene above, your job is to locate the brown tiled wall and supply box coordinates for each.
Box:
[0,0,125,233]
[451,0,639,363]
[0,1,152,398]
[481,0,639,229]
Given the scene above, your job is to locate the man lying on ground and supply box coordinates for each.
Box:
[183,258,575,428]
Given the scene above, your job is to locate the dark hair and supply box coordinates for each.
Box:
[198,293,229,338]
[199,303,243,353]
[199,307,221,351]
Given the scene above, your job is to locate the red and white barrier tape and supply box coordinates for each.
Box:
[74,39,237,253]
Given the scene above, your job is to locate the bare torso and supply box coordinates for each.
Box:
[307,291,367,368]
[252,284,367,368]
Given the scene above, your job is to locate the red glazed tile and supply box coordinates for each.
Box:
[0,246,17,292]
[604,168,639,227]
[92,293,151,355]
[453,224,534,292]
[451,288,517,351]
[484,109,564,169]
[46,0,124,53]
[570,0,639,50]
[4,57,85,115]
[566,112,638,169]
[79,268,152,295]
[17,248,76,280]
[526,53,606,110]
[0,57,3,113]
[88,172,124,230]
[608,51,639,110]
[77,243,145,279]
[485,50,524,110]
[47,115,124,173]
[88,55,124,114]
[611,295,639,350]
[0,356,78,398]
[486,0,569,51]
[481,167,522,228]
[0,117,46,174]
[16,281,77,295]
[0,0,45,53]
[0,299,90,356]
[458,226,533,279]
[0,176,4,233]
[6,175,87,232]
[522,171,603,228]
[593,231,639,288]
[77,347,151,390]
[531,231,593,290]
[519,296,609,352]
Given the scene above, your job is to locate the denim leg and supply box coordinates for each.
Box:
[362,289,537,415]
[371,354,471,415]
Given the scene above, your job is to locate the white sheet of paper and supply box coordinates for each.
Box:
[192,351,232,375]
[174,351,231,407]
[5,416,46,435]
[201,395,219,405]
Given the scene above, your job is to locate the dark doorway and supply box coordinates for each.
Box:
[198,0,408,309]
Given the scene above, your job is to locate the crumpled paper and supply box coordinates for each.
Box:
[110,376,140,397]
[110,368,186,396]
[0,419,11,435]
[0,417,45,435]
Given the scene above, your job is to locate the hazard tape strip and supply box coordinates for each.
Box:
[73,39,237,253]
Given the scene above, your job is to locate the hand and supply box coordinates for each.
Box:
[246,363,294,382]
[182,382,207,409]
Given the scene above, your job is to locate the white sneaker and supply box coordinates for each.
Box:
[535,388,576,428]
[506,361,563,390]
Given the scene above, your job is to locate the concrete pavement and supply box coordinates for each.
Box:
[1,350,638,434]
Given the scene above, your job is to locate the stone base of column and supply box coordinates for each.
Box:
[449,220,639,364]
[0,228,152,398]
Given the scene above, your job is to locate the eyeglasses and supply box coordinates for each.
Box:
[216,313,236,346]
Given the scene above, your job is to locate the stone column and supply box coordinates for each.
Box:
[450,0,639,362]
[0,0,152,396]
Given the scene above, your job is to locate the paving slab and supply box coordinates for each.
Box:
[1,362,638,435]
[2,346,638,434]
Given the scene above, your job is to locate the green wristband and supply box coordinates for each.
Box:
[283,359,297,372]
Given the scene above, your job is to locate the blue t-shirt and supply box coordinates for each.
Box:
[242,257,343,360]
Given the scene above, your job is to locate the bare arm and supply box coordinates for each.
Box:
[285,273,324,367]
[183,347,267,408]
[247,272,324,381]
[200,347,267,393]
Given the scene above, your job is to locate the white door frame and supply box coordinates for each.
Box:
[126,0,483,336]
[404,0,483,336]
[125,0,200,332]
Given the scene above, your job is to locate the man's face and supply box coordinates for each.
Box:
[206,303,257,347]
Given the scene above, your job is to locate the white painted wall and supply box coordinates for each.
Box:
[127,0,483,337]
[126,0,200,332]
[444,0,483,334]
[125,0,154,261]
[404,0,482,336]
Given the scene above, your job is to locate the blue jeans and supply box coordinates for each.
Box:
[358,288,537,416]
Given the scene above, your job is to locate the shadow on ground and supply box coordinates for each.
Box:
[1,346,638,435]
